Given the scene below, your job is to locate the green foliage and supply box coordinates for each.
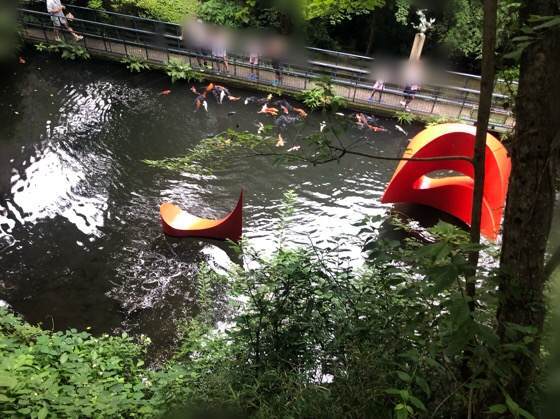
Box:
[424,115,461,127]
[299,78,346,110]
[440,0,521,60]
[304,0,385,24]
[395,110,416,125]
[0,308,158,417]
[143,128,281,174]
[164,58,202,83]
[147,218,537,417]
[93,0,199,22]
[0,215,543,417]
[35,41,90,61]
[87,0,104,9]
[394,0,411,26]
[198,0,253,27]
[504,14,560,61]
[121,55,151,73]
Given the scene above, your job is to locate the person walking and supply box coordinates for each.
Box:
[368,79,385,103]
[400,84,419,110]
[248,45,260,81]
[46,0,83,42]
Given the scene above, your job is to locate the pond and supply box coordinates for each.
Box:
[0,51,429,352]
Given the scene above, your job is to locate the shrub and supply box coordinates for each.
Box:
[299,77,347,111]
[35,41,90,60]
[395,110,416,125]
[164,58,202,83]
[0,308,158,417]
[89,0,199,23]
[121,55,150,72]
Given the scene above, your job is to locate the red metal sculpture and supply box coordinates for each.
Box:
[381,124,511,240]
[160,191,243,242]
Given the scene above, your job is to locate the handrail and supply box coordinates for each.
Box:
[17,6,514,130]
[306,46,374,61]
[21,0,518,90]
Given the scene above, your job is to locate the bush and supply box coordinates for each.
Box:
[299,77,346,111]
[164,58,202,83]
[121,55,151,72]
[35,41,90,61]
[0,309,158,417]
[0,212,540,418]
[89,0,199,23]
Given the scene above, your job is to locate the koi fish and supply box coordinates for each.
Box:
[276,133,285,147]
[395,125,408,136]
[160,90,171,96]
[368,125,387,133]
[18,57,26,64]
[258,104,279,116]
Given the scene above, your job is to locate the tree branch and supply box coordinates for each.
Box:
[326,145,473,164]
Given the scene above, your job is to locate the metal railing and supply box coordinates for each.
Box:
[17,2,514,130]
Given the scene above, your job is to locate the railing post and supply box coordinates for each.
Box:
[458,89,468,117]
[430,92,438,113]
[352,79,359,102]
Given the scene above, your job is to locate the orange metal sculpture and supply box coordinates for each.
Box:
[160,191,243,242]
[381,124,511,240]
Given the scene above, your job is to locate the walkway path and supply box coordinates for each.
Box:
[18,4,515,132]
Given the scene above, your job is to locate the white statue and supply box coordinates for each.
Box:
[412,9,436,34]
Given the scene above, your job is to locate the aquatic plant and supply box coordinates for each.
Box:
[395,110,416,125]
[164,58,202,83]
[35,41,90,61]
[299,77,347,111]
[121,55,150,73]
[425,115,461,127]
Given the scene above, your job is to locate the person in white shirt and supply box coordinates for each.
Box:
[369,79,385,102]
[46,0,83,42]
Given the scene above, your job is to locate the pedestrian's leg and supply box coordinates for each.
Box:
[64,23,82,41]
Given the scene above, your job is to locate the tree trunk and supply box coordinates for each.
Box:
[466,0,498,309]
[496,0,560,404]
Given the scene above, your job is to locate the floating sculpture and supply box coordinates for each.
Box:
[160,191,243,242]
[381,124,511,240]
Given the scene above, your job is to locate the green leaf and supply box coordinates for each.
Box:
[518,407,536,419]
[397,371,412,383]
[408,395,427,412]
[488,404,508,414]
[429,265,459,292]
[415,376,431,397]
[385,388,403,396]
[533,16,560,30]
[60,353,68,364]
[505,395,520,414]
[38,407,49,419]
[0,373,17,388]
